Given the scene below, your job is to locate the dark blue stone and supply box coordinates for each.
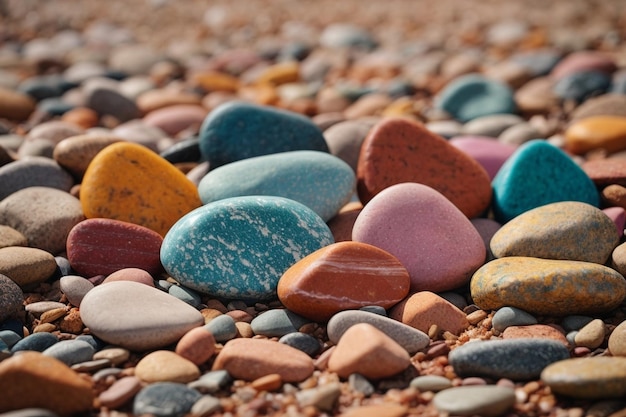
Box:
[279,332,322,357]
[11,332,58,353]
[37,98,75,116]
[133,382,201,417]
[18,75,65,101]
[553,70,611,103]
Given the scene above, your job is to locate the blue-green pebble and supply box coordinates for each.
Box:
[168,285,202,309]
[11,332,58,353]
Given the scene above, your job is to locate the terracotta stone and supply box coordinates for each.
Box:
[389,291,469,335]
[61,107,100,129]
[502,324,570,347]
[142,104,208,136]
[175,326,217,365]
[356,117,491,218]
[582,158,626,187]
[277,241,410,322]
[565,116,626,155]
[326,205,361,242]
[339,404,409,417]
[136,89,203,114]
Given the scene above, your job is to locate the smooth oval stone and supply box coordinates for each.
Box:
[449,136,517,180]
[0,86,36,121]
[86,86,141,123]
[433,385,515,417]
[319,23,377,50]
[471,257,626,316]
[11,332,58,353]
[491,140,600,223]
[0,157,74,201]
[66,218,164,277]
[161,196,334,301]
[80,141,202,236]
[550,51,617,80]
[143,104,208,136]
[574,319,605,349]
[327,310,429,354]
[569,94,626,122]
[168,285,202,308]
[541,357,626,399]
[565,115,626,155]
[204,315,238,343]
[135,350,200,384]
[0,186,84,254]
[490,201,619,264]
[0,225,27,249]
[0,274,23,322]
[53,134,121,179]
[608,320,626,357]
[323,120,372,171]
[514,76,559,114]
[133,382,201,417]
[160,137,202,165]
[553,71,611,103]
[249,308,309,338]
[59,275,93,307]
[353,183,485,293]
[277,241,410,322]
[42,340,95,366]
[356,118,492,217]
[502,324,569,347]
[279,332,322,357]
[389,291,469,336]
[449,338,570,380]
[198,150,355,222]
[435,74,516,122]
[492,307,537,333]
[99,375,142,409]
[104,268,154,286]
[0,247,57,288]
[410,375,453,392]
[175,327,216,366]
[198,101,328,169]
[80,281,204,351]
[462,114,524,138]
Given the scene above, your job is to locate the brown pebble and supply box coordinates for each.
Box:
[339,404,408,417]
[135,350,200,383]
[39,307,67,323]
[58,307,83,333]
[235,322,254,338]
[251,373,283,392]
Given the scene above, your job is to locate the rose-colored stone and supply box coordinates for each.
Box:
[212,338,314,382]
[502,324,569,347]
[135,350,200,383]
[175,326,217,365]
[449,136,517,180]
[66,218,163,277]
[550,51,617,80]
[327,323,411,379]
[98,376,142,409]
[565,116,626,155]
[103,268,155,286]
[53,134,122,179]
[604,206,626,237]
[136,89,203,114]
[142,104,208,136]
[277,241,410,321]
[356,117,491,218]
[582,158,626,187]
[514,77,558,114]
[0,351,94,415]
[389,291,470,335]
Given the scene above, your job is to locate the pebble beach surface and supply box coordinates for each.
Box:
[1,0,626,416]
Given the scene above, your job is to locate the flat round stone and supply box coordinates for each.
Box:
[134,350,200,384]
[541,357,626,399]
[433,385,515,417]
[0,247,57,288]
[389,291,469,335]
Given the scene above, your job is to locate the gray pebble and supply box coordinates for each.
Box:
[410,375,453,392]
[433,385,516,417]
[279,332,322,357]
[133,382,201,417]
[188,370,232,394]
[250,309,309,338]
[296,382,341,412]
[168,285,202,309]
[348,373,374,396]
[359,305,387,316]
[492,306,538,332]
[561,315,594,332]
[204,315,238,343]
[0,274,23,322]
[0,157,74,201]
[11,332,58,353]
[0,329,22,349]
[59,275,94,307]
[0,409,60,417]
[42,339,95,366]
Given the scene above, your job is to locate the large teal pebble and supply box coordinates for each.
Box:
[492,140,599,223]
[198,150,355,221]
[161,196,334,301]
[199,102,328,169]
[435,74,516,123]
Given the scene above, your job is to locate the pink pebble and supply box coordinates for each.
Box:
[103,268,155,286]
[143,104,208,136]
[449,136,517,180]
[603,206,625,237]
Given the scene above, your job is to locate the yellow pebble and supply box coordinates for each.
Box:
[193,71,240,93]
[255,61,300,86]
[565,115,626,155]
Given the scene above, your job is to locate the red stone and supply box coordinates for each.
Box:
[277,241,410,322]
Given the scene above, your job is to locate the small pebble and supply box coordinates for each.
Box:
[278,332,322,357]
[59,275,93,307]
[11,332,58,353]
[608,320,626,357]
[433,385,516,417]
[410,375,453,392]
[204,314,238,343]
[42,340,95,366]
[492,307,538,332]
[541,357,626,399]
[133,382,201,417]
[98,376,142,409]
[135,350,200,383]
[389,291,469,335]
[175,327,216,365]
[574,319,605,349]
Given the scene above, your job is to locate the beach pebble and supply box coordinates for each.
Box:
[250,309,309,338]
[449,136,517,179]
[432,385,515,417]
[143,104,207,136]
[492,307,537,332]
[569,94,626,122]
[278,332,322,357]
[327,323,410,379]
[188,369,232,394]
[98,376,142,409]
[608,320,626,357]
[565,116,626,155]
[604,206,625,237]
[0,247,57,288]
[0,274,23,322]
[550,51,616,80]
[104,268,155,286]
[161,196,333,301]
[66,218,163,277]
[189,395,221,416]
[277,241,410,321]
[86,85,141,123]
[11,332,58,353]
[0,86,36,120]
[133,382,201,417]
[79,281,204,351]
[42,339,95,367]
[514,77,558,113]
[449,338,570,380]
[491,140,600,223]
[59,275,93,307]
[410,375,453,392]
[462,114,524,138]
[135,350,200,383]
[583,158,626,188]
[541,357,626,399]
[198,150,355,222]
[502,324,569,347]
[498,122,542,146]
[319,23,377,50]
[204,314,238,342]
[356,117,492,217]
[296,382,342,412]
[339,404,408,417]
[0,157,74,201]
[0,351,94,415]
[353,183,485,292]
[136,89,202,114]
[574,319,605,349]
[389,291,469,335]
[553,71,611,103]
[52,134,121,179]
[471,257,626,316]
[323,120,372,171]
[212,338,314,382]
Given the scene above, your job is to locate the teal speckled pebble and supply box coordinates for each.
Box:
[198,150,355,221]
[160,196,334,301]
[492,140,599,223]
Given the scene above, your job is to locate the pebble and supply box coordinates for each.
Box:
[42,339,95,366]
[198,101,328,169]
[604,206,626,237]
[212,338,314,382]
[541,357,626,399]
[461,114,524,138]
[0,330,21,349]
[85,84,141,122]
[278,332,322,357]
[0,351,94,415]
[550,51,617,80]
[52,134,121,179]
[491,140,600,223]
[490,201,619,264]
[498,122,542,146]
[79,280,204,351]
[98,376,142,409]
[583,158,626,188]
[92,347,130,366]
[565,115,626,155]
[608,320,626,357]
[356,117,492,218]
[204,314,238,343]
[174,327,216,366]
[471,257,626,316]
[296,382,342,412]
[0,274,23,322]
[352,183,485,292]
[161,196,334,301]
[323,120,372,171]
[449,338,570,380]
[23,301,66,317]
[142,104,207,136]
[104,268,155,286]
[277,241,410,322]
[0,157,74,201]
[569,93,626,122]
[250,309,309,338]
[0,86,36,121]
[319,23,377,49]
[66,218,164,277]
[326,310,430,354]
[188,370,232,394]
[561,315,594,332]
[10,332,58,353]
[514,76,559,113]
[135,350,200,383]
[491,307,537,333]
[0,247,57,288]
[189,395,221,417]
[339,404,408,417]
[133,382,201,417]
[0,225,26,249]
[449,136,517,179]
[389,291,469,335]
[502,324,570,347]
[198,150,355,222]
[80,141,202,236]
[574,319,605,349]
[432,385,516,417]
[553,71,611,103]
[410,375,453,392]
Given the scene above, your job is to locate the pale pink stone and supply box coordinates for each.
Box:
[449,136,517,179]
[103,267,155,286]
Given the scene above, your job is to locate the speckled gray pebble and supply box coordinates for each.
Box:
[0,157,74,201]
[279,332,322,357]
[433,385,516,417]
[59,275,94,307]
[133,382,202,417]
[42,339,95,366]
[0,274,23,322]
[204,315,237,343]
[410,375,454,392]
[168,285,202,309]
[11,332,58,353]
[492,306,538,332]
[250,309,310,338]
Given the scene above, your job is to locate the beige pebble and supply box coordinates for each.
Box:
[93,347,131,366]
[574,319,606,349]
[0,246,57,288]
[608,320,626,357]
[135,350,200,383]
[53,134,122,179]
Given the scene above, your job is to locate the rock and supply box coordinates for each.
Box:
[0,274,23,322]
[574,319,605,349]
[410,375,453,392]
[449,338,570,380]
[470,257,626,316]
[514,77,558,114]
[0,86,36,120]
[133,382,201,417]
[52,134,121,179]
[583,158,626,188]
[250,309,309,338]
[296,382,342,412]
[356,117,492,217]
[502,324,570,347]
[323,120,372,171]
[327,310,430,354]
[11,332,58,353]
[432,385,515,417]
[328,323,410,379]
[604,207,625,237]
[168,285,201,308]
[608,320,626,357]
[212,338,314,382]
[0,247,57,288]
[0,225,27,249]
[189,395,221,417]
[278,332,322,357]
[198,150,355,222]
[42,339,95,366]
[550,51,617,80]
[188,370,232,394]
[561,315,594,332]
[491,140,599,223]
[0,351,94,415]
[86,85,141,123]
[389,291,469,335]
[565,116,626,155]
[135,350,200,383]
[449,136,517,179]
[198,101,328,169]
[553,71,611,103]
[104,268,155,287]
[161,196,334,301]
[541,357,626,399]
[352,183,485,292]
[136,89,203,114]
[319,23,377,49]
[204,314,238,343]
[79,281,204,351]
[111,120,168,151]
[492,307,537,332]
[66,218,164,277]
[569,94,626,122]
[59,275,94,307]
[142,104,207,136]
[99,376,142,409]
[277,241,410,321]
[80,141,202,236]
[0,157,74,201]
[160,137,202,165]
[462,114,524,138]
[498,122,542,146]
[339,404,408,417]
[0,187,84,254]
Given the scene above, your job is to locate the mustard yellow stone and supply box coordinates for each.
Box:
[470,257,626,316]
[565,115,626,155]
[255,61,300,86]
[193,71,240,93]
[80,142,202,236]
